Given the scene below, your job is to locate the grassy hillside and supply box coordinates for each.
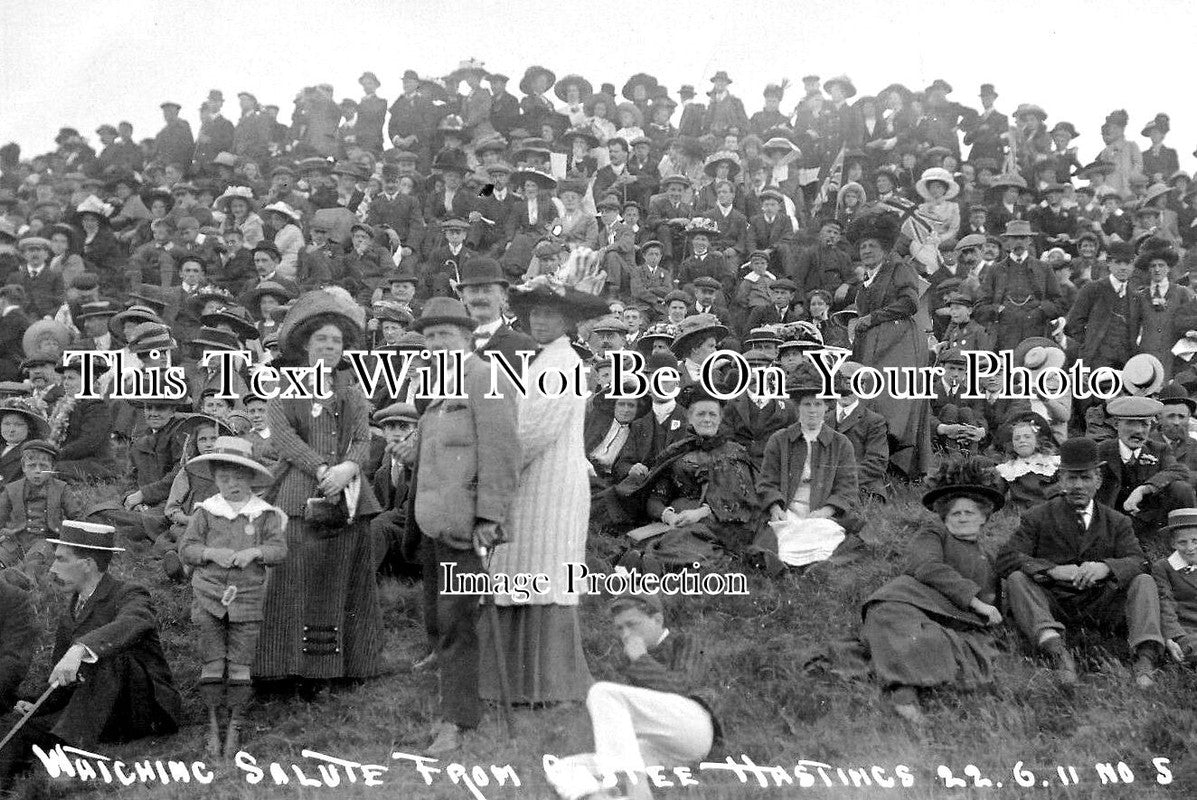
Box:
[13,484,1197,800]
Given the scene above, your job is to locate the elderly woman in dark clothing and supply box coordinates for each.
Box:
[860,458,1006,723]
[255,286,383,692]
[635,386,759,568]
[849,211,932,480]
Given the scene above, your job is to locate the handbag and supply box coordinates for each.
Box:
[304,494,350,534]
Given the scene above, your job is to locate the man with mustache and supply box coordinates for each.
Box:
[998,435,1165,688]
[1095,396,1196,538]
[457,257,535,369]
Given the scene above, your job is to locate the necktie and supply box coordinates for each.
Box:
[391,458,402,488]
[1076,509,1088,530]
[1153,284,1163,300]
[1127,449,1140,465]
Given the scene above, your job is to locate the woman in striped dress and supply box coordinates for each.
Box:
[478,281,608,704]
[254,287,383,689]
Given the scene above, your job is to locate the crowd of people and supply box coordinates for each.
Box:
[0,61,1196,798]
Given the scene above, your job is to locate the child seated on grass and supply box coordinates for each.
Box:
[1153,509,1197,666]
[179,436,286,758]
[0,440,82,590]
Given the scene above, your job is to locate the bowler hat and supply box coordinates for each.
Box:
[1158,383,1197,414]
[458,256,509,287]
[410,297,476,333]
[1059,437,1104,471]
[709,71,733,84]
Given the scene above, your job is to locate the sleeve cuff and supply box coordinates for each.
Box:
[74,643,98,664]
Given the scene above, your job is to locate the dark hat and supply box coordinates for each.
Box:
[108,304,163,337]
[709,70,733,84]
[920,455,1005,512]
[671,314,728,356]
[555,74,594,102]
[1050,121,1080,140]
[0,400,50,440]
[202,305,259,341]
[487,72,508,83]
[925,78,953,95]
[458,256,510,287]
[359,71,380,85]
[691,276,721,291]
[937,347,968,366]
[519,65,557,96]
[160,101,181,111]
[75,299,117,322]
[21,439,59,460]
[402,69,420,81]
[845,212,902,250]
[190,326,242,352]
[127,321,177,355]
[622,73,659,99]
[1000,220,1036,238]
[1107,241,1137,262]
[1158,383,1197,414]
[411,297,476,333]
[1058,436,1104,471]
[19,356,55,373]
[373,303,414,326]
[507,282,610,324]
[45,520,123,552]
[771,278,798,293]
[1163,508,1197,534]
[1141,113,1171,138]
[979,83,998,97]
[387,266,419,285]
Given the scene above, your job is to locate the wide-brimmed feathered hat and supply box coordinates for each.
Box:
[845,211,902,251]
[920,455,1005,512]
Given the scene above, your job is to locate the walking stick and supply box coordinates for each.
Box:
[0,683,59,753]
[478,543,514,739]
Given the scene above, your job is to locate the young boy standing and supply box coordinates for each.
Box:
[179,437,286,757]
[0,440,82,589]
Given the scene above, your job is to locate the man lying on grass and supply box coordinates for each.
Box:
[546,592,720,800]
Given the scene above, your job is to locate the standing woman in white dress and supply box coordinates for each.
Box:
[479,277,609,704]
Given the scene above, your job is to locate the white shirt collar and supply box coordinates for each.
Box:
[652,399,676,422]
[198,494,277,521]
[1109,274,1126,294]
[1118,439,1141,462]
[838,400,859,421]
[474,318,502,338]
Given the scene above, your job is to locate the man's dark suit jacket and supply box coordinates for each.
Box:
[1095,438,1192,510]
[37,574,182,747]
[996,496,1147,585]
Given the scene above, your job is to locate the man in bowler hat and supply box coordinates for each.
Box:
[998,437,1166,688]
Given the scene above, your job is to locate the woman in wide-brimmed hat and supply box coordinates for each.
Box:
[1010,104,1052,177]
[502,168,561,272]
[1142,113,1179,184]
[847,211,932,479]
[478,278,607,706]
[215,186,264,248]
[859,455,1006,723]
[0,397,51,483]
[915,167,962,246]
[670,312,728,387]
[518,65,557,135]
[260,202,303,278]
[554,73,593,118]
[73,195,124,290]
[255,286,381,686]
[563,128,599,179]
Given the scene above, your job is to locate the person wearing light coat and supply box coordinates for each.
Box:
[479,282,609,704]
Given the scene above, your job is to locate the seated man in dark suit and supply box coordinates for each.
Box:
[0,521,182,790]
[831,362,889,502]
[997,437,1165,689]
[1096,396,1196,541]
[745,278,803,329]
[718,348,796,465]
[1153,385,1197,480]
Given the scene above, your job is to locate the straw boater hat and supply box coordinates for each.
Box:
[915,167,960,201]
[108,304,163,337]
[127,321,178,355]
[46,520,124,552]
[188,436,274,486]
[75,299,117,323]
[671,313,728,357]
[1012,336,1065,372]
[1163,508,1197,534]
[1121,354,1165,396]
